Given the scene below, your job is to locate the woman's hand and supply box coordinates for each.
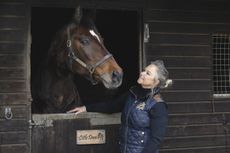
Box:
[67,106,86,114]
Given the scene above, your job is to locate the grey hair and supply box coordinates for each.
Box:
[150,60,172,88]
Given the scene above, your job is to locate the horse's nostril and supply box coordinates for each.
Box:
[112,71,122,82]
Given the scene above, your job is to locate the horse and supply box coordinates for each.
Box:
[32,8,123,113]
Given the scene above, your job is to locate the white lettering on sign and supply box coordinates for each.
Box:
[76,129,105,145]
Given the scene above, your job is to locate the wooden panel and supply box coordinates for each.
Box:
[31,0,142,9]
[0,68,25,79]
[0,42,25,54]
[0,81,26,92]
[0,17,26,29]
[0,0,26,3]
[168,102,213,114]
[167,69,211,79]
[169,113,226,125]
[0,105,28,119]
[161,147,230,153]
[146,45,211,56]
[32,118,118,153]
[0,131,27,144]
[146,0,230,12]
[0,144,27,153]
[89,125,120,153]
[0,119,28,132]
[147,56,211,68]
[162,91,211,102]
[166,124,225,137]
[0,3,26,16]
[163,135,226,149]
[214,101,230,112]
[145,9,230,23]
[0,30,26,42]
[0,93,28,105]
[168,80,211,90]
[0,55,24,67]
[88,1,144,9]
[149,33,211,45]
[148,22,230,34]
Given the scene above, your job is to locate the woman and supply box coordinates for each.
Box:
[68,60,172,153]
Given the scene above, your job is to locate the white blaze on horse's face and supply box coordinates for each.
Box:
[89,29,101,42]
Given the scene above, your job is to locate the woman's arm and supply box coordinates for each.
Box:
[141,102,168,153]
[67,91,129,114]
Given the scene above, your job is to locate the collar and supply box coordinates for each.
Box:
[129,85,160,100]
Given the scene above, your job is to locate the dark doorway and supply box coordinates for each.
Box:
[31,7,140,109]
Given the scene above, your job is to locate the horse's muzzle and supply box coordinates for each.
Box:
[112,71,123,85]
[101,71,123,89]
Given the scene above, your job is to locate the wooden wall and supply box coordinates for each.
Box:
[0,0,31,153]
[1,0,230,153]
[143,0,230,152]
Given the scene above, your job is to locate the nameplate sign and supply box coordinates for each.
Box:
[76,129,106,145]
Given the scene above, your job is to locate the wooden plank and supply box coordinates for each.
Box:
[0,105,28,119]
[0,93,28,105]
[166,124,226,137]
[0,68,25,80]
[148,22,230,34]
[0,3,26,16]
[31,0,142,9]
[0,55,24,67]
[161,146,230,153]
[147,56,211,68]
[146,45,212,56]
[167,80,211,90]
[0,0,26,3]
[0,17,26,29]
[169,113,227,125]
[145,9,230,24]
[0,119,28,132]
[88,1,144,9]
[0,42,25,54]
[146,0,230,12]
[162,91,211,102]
[214,101,230,112]
[0,131,27,144]
[148,33,211,45]
[0,144,27,153]
[0,30,26,42]
[168,102,213,114]
[166,69,211,79]
[162,135,226,149]
[0,81,26,92]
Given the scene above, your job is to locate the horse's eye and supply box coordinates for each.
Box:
[80,38,90,45]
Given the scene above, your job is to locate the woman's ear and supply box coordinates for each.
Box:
[153,78,160,87]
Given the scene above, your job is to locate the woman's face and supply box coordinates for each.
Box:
[137,64,160,89]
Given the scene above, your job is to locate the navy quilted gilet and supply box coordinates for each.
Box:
[119,95,157,153]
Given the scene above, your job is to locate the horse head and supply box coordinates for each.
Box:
[50,8,123,89]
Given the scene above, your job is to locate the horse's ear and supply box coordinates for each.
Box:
[73,6,82,24]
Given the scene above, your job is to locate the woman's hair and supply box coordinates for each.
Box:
[150,60,172,88]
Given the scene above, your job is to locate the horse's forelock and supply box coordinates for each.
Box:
[80,17,96,30]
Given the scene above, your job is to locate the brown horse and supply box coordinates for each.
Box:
[32,9,123,113]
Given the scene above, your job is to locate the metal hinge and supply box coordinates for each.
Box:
[28,119,53,128]
[4,107,13,120]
